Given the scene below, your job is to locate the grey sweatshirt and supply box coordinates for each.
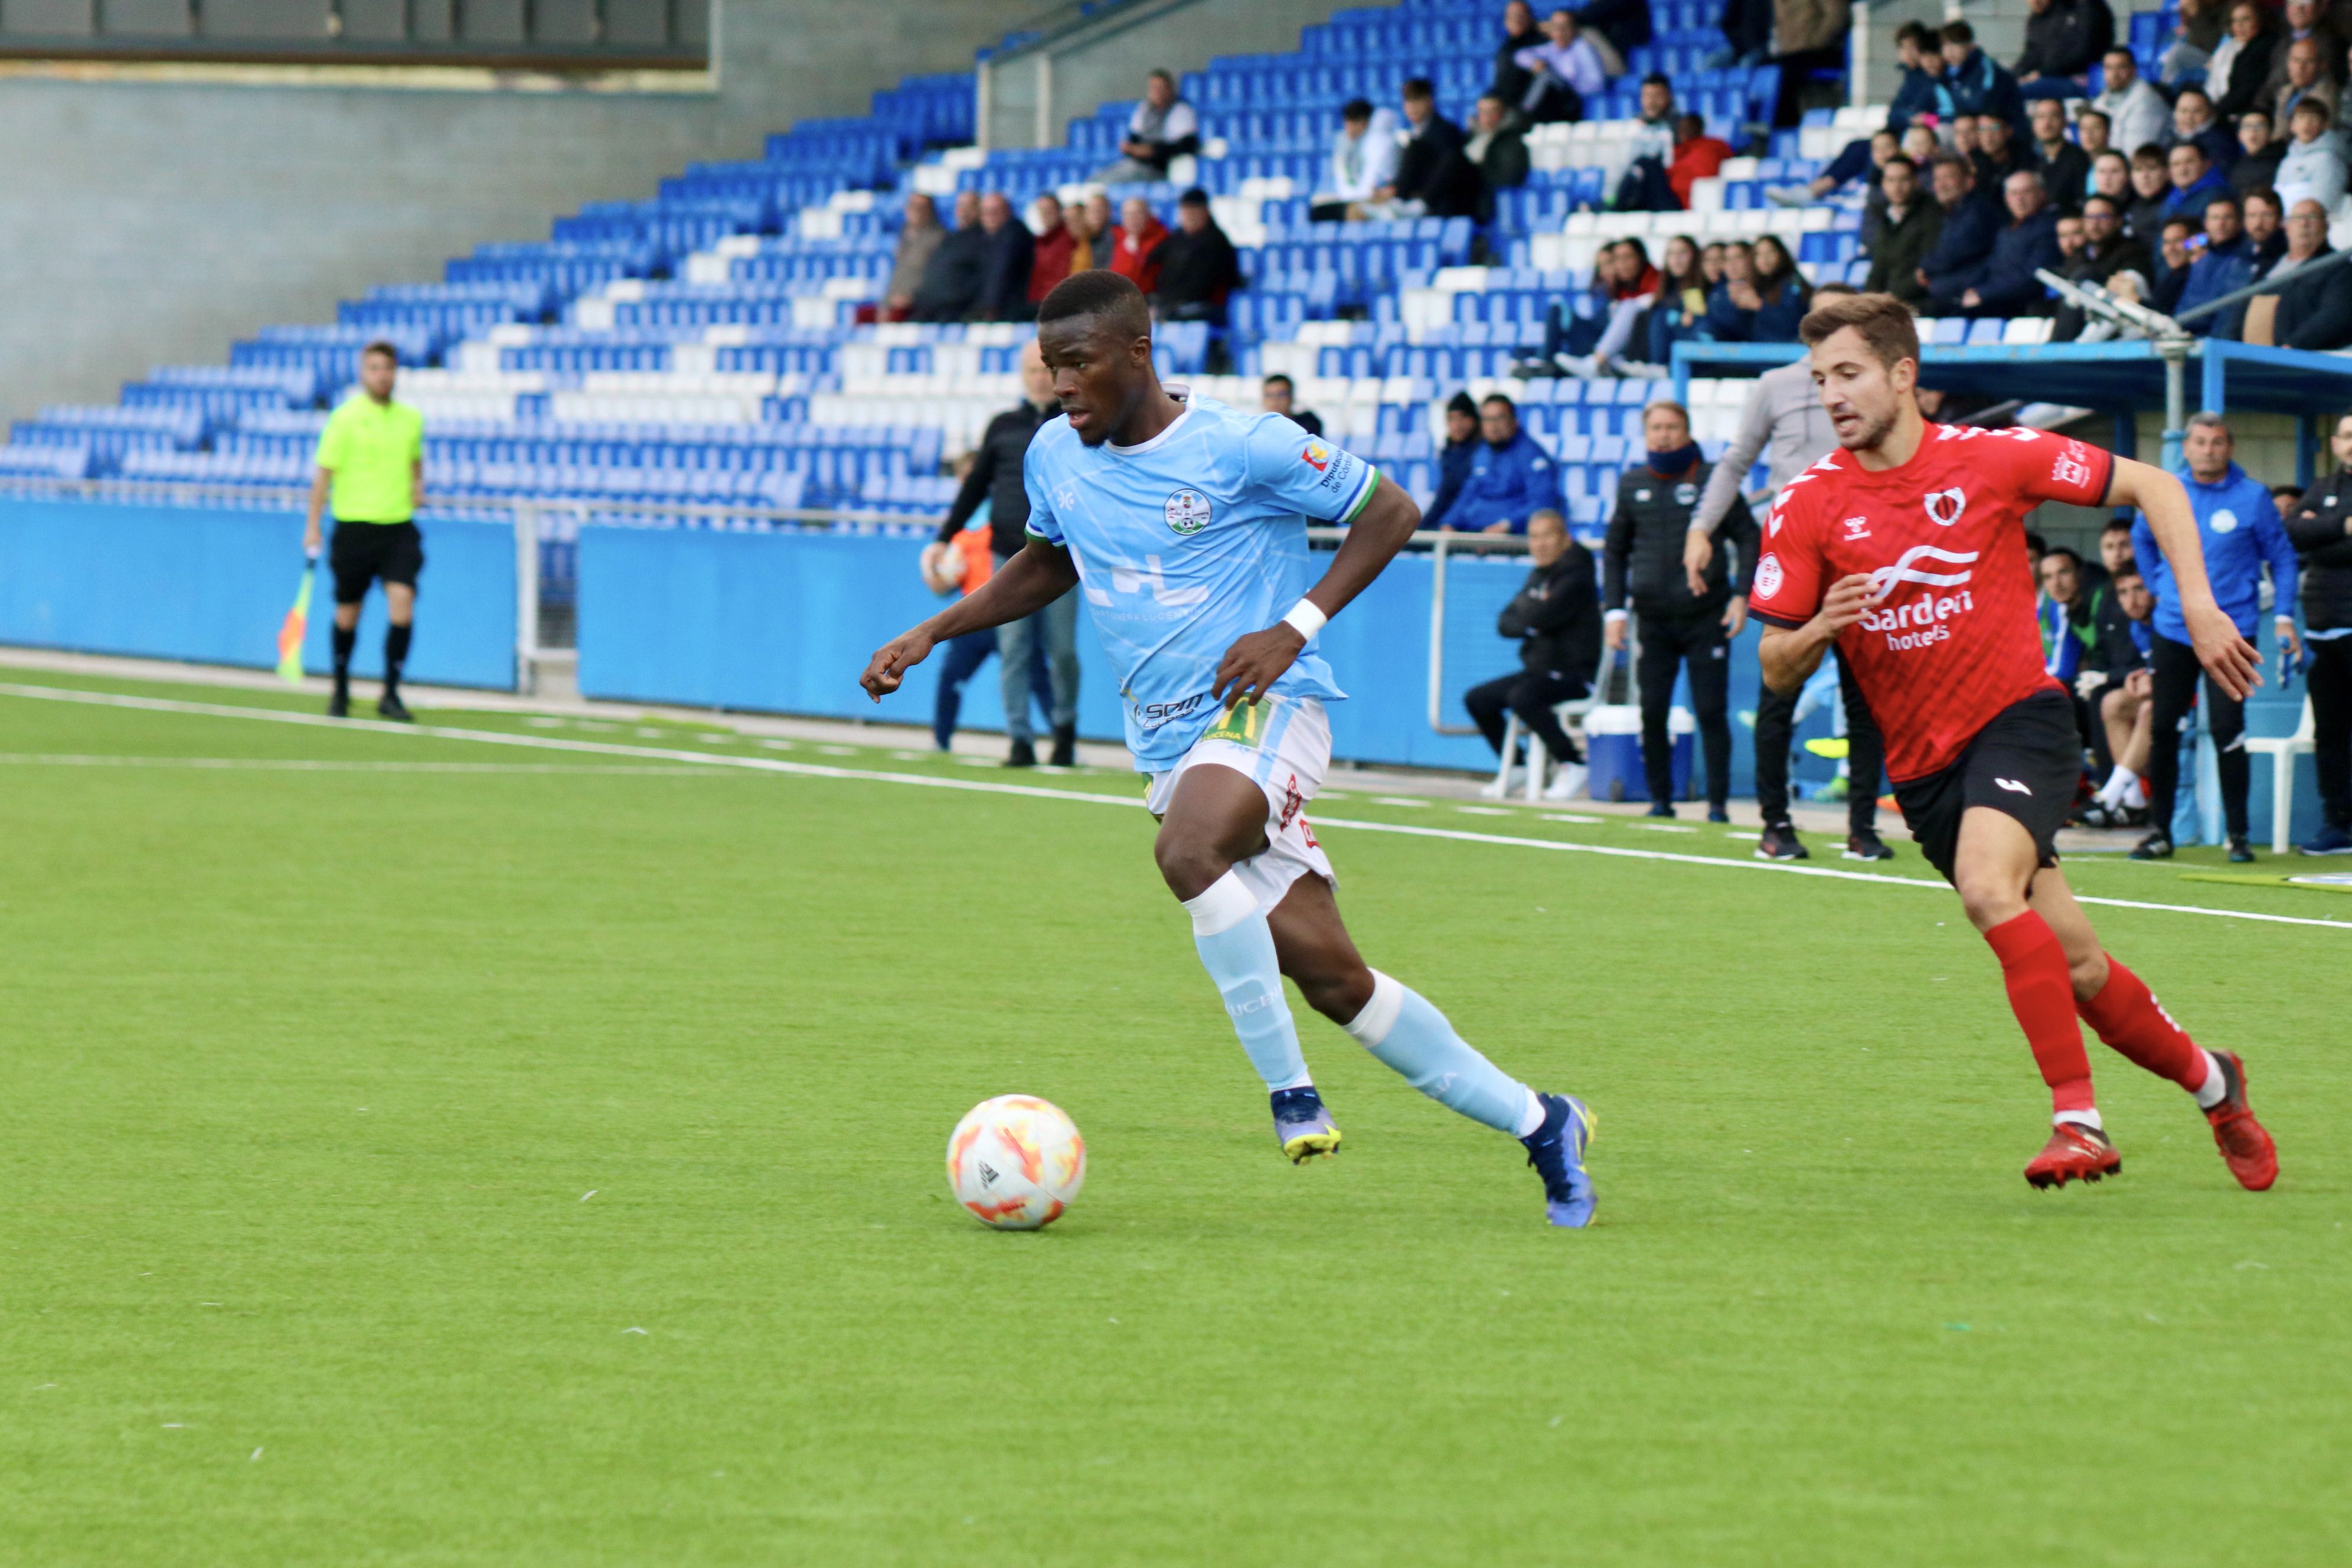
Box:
[1692,357,1838,534]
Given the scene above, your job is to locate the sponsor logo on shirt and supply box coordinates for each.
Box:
[1843,514,1871,540]
[1164,489,1213,534]
[1923,487,1966,527]
[1859,544,1980,649]
[1753,553,1785,599]
[1300,441,1331,472]
[1136,691,1209,729]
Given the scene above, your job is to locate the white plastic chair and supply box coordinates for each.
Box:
[1492,640,1619,802]
[2245,695,2317,853]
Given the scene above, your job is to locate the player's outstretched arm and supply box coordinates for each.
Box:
[1757,573,1880,695]
[2107,456,2261,698]
[860,535,1079,701]
[1213,472,1419,706]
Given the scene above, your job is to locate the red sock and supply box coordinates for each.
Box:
[1983,912,2095,1113]
[2078,956,2212,1093]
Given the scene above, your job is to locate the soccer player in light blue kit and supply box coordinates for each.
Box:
[861,272,1596,1226]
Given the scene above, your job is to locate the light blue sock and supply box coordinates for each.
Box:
[1182,871,1311,1092]
[1344,971,1540,1135]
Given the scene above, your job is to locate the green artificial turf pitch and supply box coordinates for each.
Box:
[0,665,2346,1566]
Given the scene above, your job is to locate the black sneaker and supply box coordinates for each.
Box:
[1706,805,1730,824]
[326,691,349,718]
[2129,832,2174,861]
[1048,723,1077,768]
[1645,801,1676,818]
[2227,835,2256,864]
[1843,828,1894,861]
[1005,738,1037,768]
[1756,823,1809,861]
[375,691,413,723]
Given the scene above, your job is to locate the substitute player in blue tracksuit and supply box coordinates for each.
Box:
[2130,414,2301,860]
[1425,393,1562,534]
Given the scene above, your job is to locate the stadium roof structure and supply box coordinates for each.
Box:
[1671,338,2352,479]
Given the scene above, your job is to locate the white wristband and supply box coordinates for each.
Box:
[1282,599,1328,639]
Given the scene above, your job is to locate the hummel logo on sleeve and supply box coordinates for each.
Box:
[1995,777,2031,795]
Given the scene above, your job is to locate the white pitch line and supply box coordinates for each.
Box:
[5,681,2347,932]
[0,754,741,776]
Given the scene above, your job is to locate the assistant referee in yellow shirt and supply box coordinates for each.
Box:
[304,341,426,720]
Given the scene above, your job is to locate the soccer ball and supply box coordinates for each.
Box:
[946,1095,1086,1230]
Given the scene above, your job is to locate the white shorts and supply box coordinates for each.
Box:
[1144,695,1337,916]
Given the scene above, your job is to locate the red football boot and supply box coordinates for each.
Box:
[2201,1051,2278,1192]
[2025,1121,2122,1188]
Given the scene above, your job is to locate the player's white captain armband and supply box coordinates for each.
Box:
[1282,599,1328,639]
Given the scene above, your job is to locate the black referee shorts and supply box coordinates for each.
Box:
[329,520,424,606]
[1892,689,2084,884]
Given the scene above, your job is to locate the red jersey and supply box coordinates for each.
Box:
[1746,423,2113,782]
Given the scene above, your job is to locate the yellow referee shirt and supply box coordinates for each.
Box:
[313,394,423,524]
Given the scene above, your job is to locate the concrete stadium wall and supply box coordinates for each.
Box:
[0,0,1014,427]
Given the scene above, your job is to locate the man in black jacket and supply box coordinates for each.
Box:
[1148,188,1243,325]
[1603,400,1756,820]
[2282,410,2352,852]
[1865,154,1942,306]
[1916,154,2005,302]
[912,190,986,322]
[2272,198,2352,348]
[922,340,1079,766]
[972,191,1036,323]
[2015,0,2114,97]
[1423,393,1481,529]
[1379,79,1481,220]
[1465,508,1601,800]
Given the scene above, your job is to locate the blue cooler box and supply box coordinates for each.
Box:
[1583,704,1694,803]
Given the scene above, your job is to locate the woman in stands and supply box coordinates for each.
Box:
[2203,1,2277,122]
[1643,235,1713,370]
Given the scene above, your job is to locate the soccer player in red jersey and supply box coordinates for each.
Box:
[1746,293,2279,1191]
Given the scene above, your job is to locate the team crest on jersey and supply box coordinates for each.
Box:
[1164,489,1213,534]
[2051,443,2092,488]
[2211,508,2239,534]
[1300,441,1331,473]
[1753,553,1785,597]
[1924,487,1966,527]
[1674,482,1697,505]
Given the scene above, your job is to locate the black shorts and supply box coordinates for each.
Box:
[329,521,423,605]
[1892,688,2083,884]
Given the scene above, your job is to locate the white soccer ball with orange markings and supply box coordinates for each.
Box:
[946,1095,1086,1230]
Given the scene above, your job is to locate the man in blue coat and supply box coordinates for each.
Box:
[2131,414,2302,861]
[1427,393,1562,535]
[2173,196,2256,336]
[1916,153,2005,301]
[2160,142,2233,227]
[1946,168,2062,315]
[1935,20,2027,137]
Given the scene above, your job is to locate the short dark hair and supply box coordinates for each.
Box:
[2177,87,2211,109]
[1882,153,1917,175]
[1148,68,1175,86]
[2026,530,2049,555]
[1446,390,1478,419]
[1930,151,1975,181]
[2084,194,2121,215]
[1037,269,1151,338]
[1894,19,1934,47]
[1262,373,1295,391]
[1402,76,1435,101]
[1341,97,1373,123]
[1642,72,1671,90]
[2207,193,2242,215]
[1798,291,1922,370]
[2113,565,2145,586]
[2131,143,2168,166]
[1480,392,1517,414]
[2162,217,2196,236]
[1177,186,1210,208]
[2079,107,2109,128]
[1675,112,1707,136]
[2043,545,2082,569]
[2102,516,2135,534]
[2293,95,2333,122]
[2245,186,2283,211]
[1940,19,1974,45]
[2173,140,2210,166]
[362,339,400,364]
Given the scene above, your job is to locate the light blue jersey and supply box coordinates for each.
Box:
[1022,393,1380,769]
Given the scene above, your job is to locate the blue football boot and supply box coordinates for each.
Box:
[1270,1086,1341,1162]
[1520,1092,1597,1227]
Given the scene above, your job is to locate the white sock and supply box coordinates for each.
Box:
[1514,1086,1547,1137]
[2054,1108,2105,1132]
[2193,1049,2230,1109]
[2122,776,2146,808]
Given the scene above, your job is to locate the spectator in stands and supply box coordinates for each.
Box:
[1866,154,1942,306]
[2168,89,2239,171]
[2085,564,2158,823]
[2265,37,2340,133]
[1605,399,1755,820]
[1916,153,2004,301]
[1313,97,1402,221]
[2232,112,2288,197]
[1097,69,1200,184]
[1556,237,1660,374]
[1027,193,1077,306]
[2017,0,2116,99]
[1608,74,1677,210]
[2053,193,2157,337]
[1110,195,1167,294]
[1643,234,1713,364]
[1885,20,1945,132]
[2162,0,2226,84]
[1464,508,1600,801]
[1771,0,1851,129]
[2027,99,2088,212]
[2277,96,2350,210]
[2037,547,2090,692]
[1376,79,1481,219]
[2090,147,2132,207]
[2206,1,2280,121]
[1067,194,1105,273]
[2152,217,2198,312]
[912,190,986,322]
[1429,393,1561,534]
[1515,8,1609,123]
[884,193,944,322]
[2245,187,2288,272]
[1704,233,1808,341]
[1773,123,1896,211]
[2259,1,2347,112]
[2272,197,2352,345]
[2125,144,2173,236]
[1936,20,2027,136]
[2094,50,2173,158]
[2054,211,2088,275]
[1261,373,1322,436]
[1945,169,2063,316]
[1900,122,1939,166]
[2078,108,2113,161]
[1490,0,1547,110]
[2163,141,2234,225]
[1147,188,1242,325]
[1667,112,1734,207]
[2281,411,2352,854]
[1719,0,1772,69]
[1973,113,2026,189]
[925,341,1078,767]
[1425,391,1482,530]
[2132,413,2300,861]
[1468,93,1534,216]
[1700,240,1727,285]
[2175,194,2257,334]
[973,191,1036,321]
[1573,0,1652,69]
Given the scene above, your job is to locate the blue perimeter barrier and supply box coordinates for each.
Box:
[0,499,517,689]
